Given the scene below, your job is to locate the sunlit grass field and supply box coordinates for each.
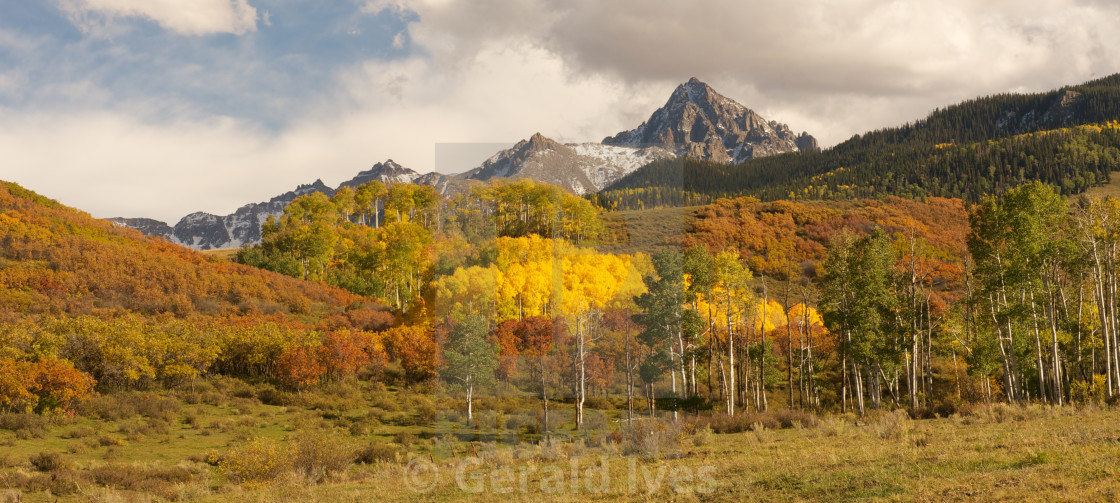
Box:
[2,375,1119,502]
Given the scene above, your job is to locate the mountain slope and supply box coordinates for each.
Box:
[598,74,1120,208]
[603,77,816,163]
[0,180,389,326]
[462,133,672,194]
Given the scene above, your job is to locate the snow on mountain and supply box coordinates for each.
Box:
[337,160,418,188]
[112,179,336,251]
[112,162,481,250]
[463,133,673,194]
[569,143,674,192]
[108,217,175,241]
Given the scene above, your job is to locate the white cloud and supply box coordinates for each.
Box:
[9,0,1120,224]
[58,0,258,36]
[0,42,648,222]
[390,0,1120,145]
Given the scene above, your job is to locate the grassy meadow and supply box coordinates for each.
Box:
[2,375,1119,502]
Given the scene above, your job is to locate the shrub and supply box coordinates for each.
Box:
[0,413,47,437]
[1071,375,1108,404]
[692,425,713,446]
[621,419,682,459]
[416,400,437,426]
[21,472,80,495]
[98,435,125,447]
[219,437,289,486]
[750,422,773,444]
[348,421,371,436]
[934,401,959,418]
[66,426,96,439]
[256,386,298,406]
[820,417,850,437]
[908,406,935,420]
[771,409,820,428]
[231,397,259,415]
[989,403,1013,423]
[584,397,614,410]
[78,392,181,422]
[29,452,69,472]
[0,453,19,469]
[132,393,182,419]
[84,464,192,493]
[748,412,782,431]
[871,410,911,440]
[354,442,400,464]
[119,422,151,442]
[182,409,200,427]
[394,431,417,447]
[289,432,354,483]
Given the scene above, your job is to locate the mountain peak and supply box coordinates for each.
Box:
[523,132,563,152]
[464,135,672,195]
[603,80,815,163]
[296,179,331,194]
[339,159,419,189]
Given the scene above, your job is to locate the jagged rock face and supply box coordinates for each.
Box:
[604,77,815,163]
[337,160,418,188]
[108,217,175,241]
[796,132,820,152]
[111,162,480,250]
[463,133,673,194]
[112,179,336,251]
[412,171,479,195]
[172,212,231,250]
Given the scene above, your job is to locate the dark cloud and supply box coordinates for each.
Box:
[404,0,1120,144]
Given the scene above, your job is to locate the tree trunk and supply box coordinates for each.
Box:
[1028,280,1048,404]
[625,321,633,423]
[540,349,549,433]
[841,330,849,414]
[575,315,586,429]
[670,343,679,422]
[727,290,736,416]
[853,360,865,417]
[760,277,769,411]
[467,380,474,423]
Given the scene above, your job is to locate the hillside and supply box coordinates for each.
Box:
[598,74,1120,209]
[0,181,389,328]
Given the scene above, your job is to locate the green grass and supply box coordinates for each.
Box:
[2,383,1120,502]
[598,206,702,254]
[200,248,240,261]
[1082,172,1120,200]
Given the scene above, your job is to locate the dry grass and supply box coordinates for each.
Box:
[187,404,1120,502]
[3,381,1119,502]
[597,206,701,254]
[1082,172,1120,200]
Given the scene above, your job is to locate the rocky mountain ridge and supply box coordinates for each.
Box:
[109,161,468,250]
[603,77,816,163]
[461,133,674,194]
[113,78,814,249]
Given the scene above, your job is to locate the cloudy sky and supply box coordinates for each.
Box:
[2,0,1118,223]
